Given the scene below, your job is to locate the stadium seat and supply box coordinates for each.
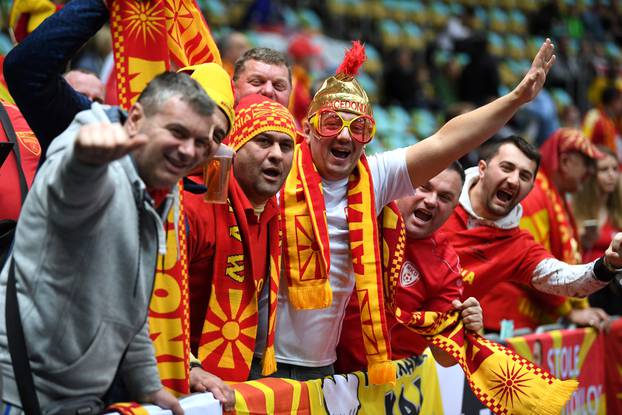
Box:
[403,22,425,50]
[506,34,526,60]
[411,108,438,140]
[490,8,509,33]
[379,19,402,49]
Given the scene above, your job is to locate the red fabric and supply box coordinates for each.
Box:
[583,219,619,263]
[482,172,581,331]
[540,128,604,178]
[185,176,276,355]
[479,282,566,331]
[335,233,463,373]
[521,172,581,263]
[586,109,618,155]
[289,65,312,126]
[148,188,169,209]
[0,101,40,220]
[439,205,551,303]
[225,94,296,152]
[604,319,622,414]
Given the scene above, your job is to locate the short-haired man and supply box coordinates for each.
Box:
[64,68,106,103]
[220,31,251,76]
[232,47,292,108]
[482,129,609,332]
[336,162,484,372]
[272,40,555,383]
[440,135,622,334]
[184,94,297,410]
[0,72,221,412]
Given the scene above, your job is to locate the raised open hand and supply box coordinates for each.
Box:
[512,38,556,105]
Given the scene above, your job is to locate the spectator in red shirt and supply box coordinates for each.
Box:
[440,135,622,333]
[336,162,483,372]
[184,94,297,409]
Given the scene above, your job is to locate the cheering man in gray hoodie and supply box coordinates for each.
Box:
[0,72,222,413]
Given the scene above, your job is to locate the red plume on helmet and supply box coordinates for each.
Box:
[336,41,367,79]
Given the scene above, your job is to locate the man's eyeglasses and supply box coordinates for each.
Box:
[308,109,376,144]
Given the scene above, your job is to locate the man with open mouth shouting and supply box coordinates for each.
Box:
[272,38,558,384]
[440,135,622,335]
[335,162,484,373]
[482,128,610,334]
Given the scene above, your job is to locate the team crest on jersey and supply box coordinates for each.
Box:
[17,131,41,156]
[399,261,420,287]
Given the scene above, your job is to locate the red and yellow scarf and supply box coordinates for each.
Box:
[110,0,221,110]
[382,203,577,414]
[148,186,191,396]
[280,141,393,385]
[197,175,280,381]
[521,172,581,264]
[110,0,224,395]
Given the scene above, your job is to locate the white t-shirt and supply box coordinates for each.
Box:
[273,147,415,366]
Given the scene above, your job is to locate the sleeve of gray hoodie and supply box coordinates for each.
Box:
[531,258,610,297]
[40,104,118,229]
[120,319,163,399]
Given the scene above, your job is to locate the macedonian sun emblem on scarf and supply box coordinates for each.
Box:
[489,361,533,408]
[122,1,166,45]
[199,288,257,370]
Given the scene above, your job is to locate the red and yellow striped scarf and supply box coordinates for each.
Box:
[197,176,280,381]
[381,203,578,414]
[110,0,223,395]
[520,172,581,264]
[280,141,394,385]
[148,186,191,395]
[110,0,221,110]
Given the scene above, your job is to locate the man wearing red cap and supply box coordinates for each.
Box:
[273,40,559,384]
[184,94,297,409]
[479,129,609,332]
[440,135,622,335]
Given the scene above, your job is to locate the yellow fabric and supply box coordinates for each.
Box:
[0,83,13,104]
[9,0,55,31]
[148,186,191,396]
[232,355,442,415]
[281,142,394,384]
[383,207,578,414]
[178,63,235,134]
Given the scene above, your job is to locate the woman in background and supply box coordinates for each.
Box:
[573,145,622,315]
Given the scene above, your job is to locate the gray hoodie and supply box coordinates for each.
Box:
[0,103,170,405]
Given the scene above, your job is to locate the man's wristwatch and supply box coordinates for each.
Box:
[190,360,203,370]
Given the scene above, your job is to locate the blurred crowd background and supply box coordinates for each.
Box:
[1,0,622,159]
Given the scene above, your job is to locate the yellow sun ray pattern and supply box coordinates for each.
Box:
[164,0,222,67]
[489,362,534,408]
[295,215,322,281]
[123,1,166,46]
[198,288,258,375]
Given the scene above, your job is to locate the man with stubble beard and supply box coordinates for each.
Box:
[183,94,297,410]
[440,135,622,333]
